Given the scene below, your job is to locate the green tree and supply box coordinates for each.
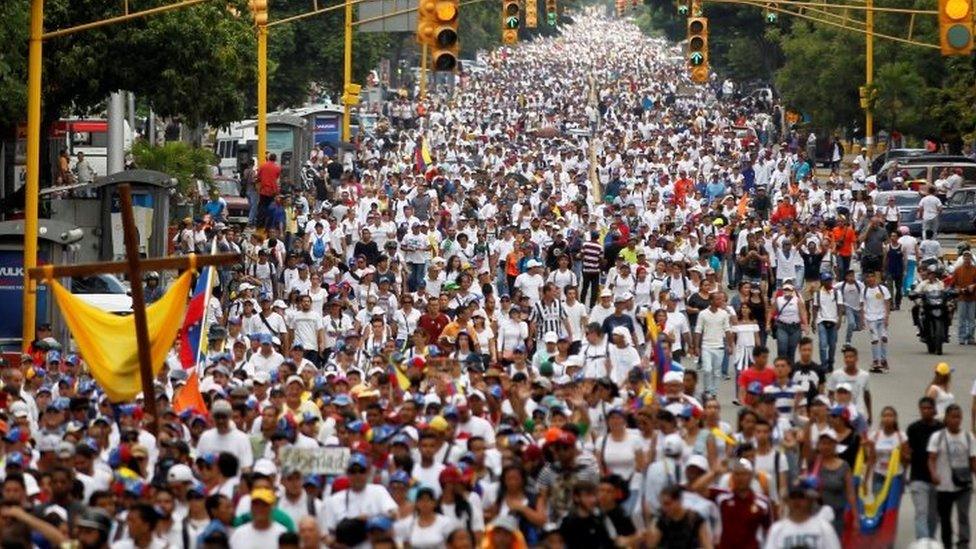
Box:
[130,140,216,199]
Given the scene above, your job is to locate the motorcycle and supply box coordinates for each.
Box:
[909,288,958,355]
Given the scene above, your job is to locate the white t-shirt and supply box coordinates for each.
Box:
[926,429,976,492]
[868,429,906,476]
[862,284,890,321]
[754,448,790,503]
[897,235,918,260]
[564,301,589,343]
[393,514,460,549]
[514,272,545,304]
[607,344,641,385]
[228,521,288,549]
[764,515,841,549]
[320,484,398,533]
[196,427,254,468]
[919,195,942,221]
[826,369,871,417]
[288,310,324,351]
[695,307,732,349]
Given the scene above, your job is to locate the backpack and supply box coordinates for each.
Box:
[312,235,327,259]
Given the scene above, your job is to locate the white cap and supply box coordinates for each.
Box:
[543,331,558,344]
[732,458,754,473]
[819,428,839,442]
[238,282,255,291]
[167,464,195,483]
[614,292,633,303]
[37,435,62,453]
[600,288,613,298]
[527,259,543,269]
[272,299,287,309]
[253,459,278,477]
[663,370,684,384]
[371,306,386,316]
[10,401,29,418]
[611,326,629,338]
[836,382,853,392]
[662,433,684,457]
[685,454,710,473]
[286,375,305,387]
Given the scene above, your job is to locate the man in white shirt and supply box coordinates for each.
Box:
[861,271,891,372]
[229,489,287,549]
[917,187,943,240]
[693,292,734,398]
[514,260,546,305]
[195,400,255,470]
[320,453,397,539]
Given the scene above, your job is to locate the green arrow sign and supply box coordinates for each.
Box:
[678,5,689,15]
[689,51,704,66]
[506,15,520,28]
[766,12,777,23]
[547,12,557,25]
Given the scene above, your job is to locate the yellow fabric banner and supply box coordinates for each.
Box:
[47,270,193,402]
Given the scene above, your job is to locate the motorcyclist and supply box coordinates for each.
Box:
[144,271,164,304]
[912,264,948,338]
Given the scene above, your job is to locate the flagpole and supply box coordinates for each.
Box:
[192,240,219,371]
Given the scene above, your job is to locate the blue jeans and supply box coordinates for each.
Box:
[775,322,801,363]
[867,318,888,362]
[817,321,839,371]
[844,307,862,344]
[910,480,938,540]
[407,262,426,293]
[904,259,917,293]
[247,189,260,225]
[698,347,724,397]
[959,300,976,343]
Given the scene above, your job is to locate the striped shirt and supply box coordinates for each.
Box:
[762,381,802,416]
[580,241,604,273]
[531,299,567,341]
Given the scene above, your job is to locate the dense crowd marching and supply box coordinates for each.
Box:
[5,9,976,549]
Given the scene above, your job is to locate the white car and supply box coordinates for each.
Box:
[71,274,133,314]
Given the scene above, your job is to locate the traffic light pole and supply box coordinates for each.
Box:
[420,43,429,99]
[257,22,268,164]
[343,0,353,142]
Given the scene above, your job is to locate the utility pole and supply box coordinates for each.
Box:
[420,43,428,99]
[865,0,874,157]
[22,0,44,349]
[342,0,353,141]
[107,92,125,174]
[253,0,269,164]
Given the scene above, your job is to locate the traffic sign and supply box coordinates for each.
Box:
[506,15,520,28]
[689,51,704,66]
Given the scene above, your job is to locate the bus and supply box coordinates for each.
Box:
[49,118,134,181]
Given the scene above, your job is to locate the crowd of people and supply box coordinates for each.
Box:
[5,9,976,549]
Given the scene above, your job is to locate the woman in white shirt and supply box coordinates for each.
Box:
[865,406,908,495]
[596,407,646,514]
[925,362,955,419]
[471,310,497,364]
[393,487,460,549]
[496,307,529,360]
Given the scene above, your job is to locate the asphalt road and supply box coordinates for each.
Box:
[710,290,974,544]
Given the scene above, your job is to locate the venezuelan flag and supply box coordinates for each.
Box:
[842,446,903,548]
[414,136,433,174]
[178,245,218,370]
[646,311,673,395]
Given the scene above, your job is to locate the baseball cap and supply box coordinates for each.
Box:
[167,464,195,483]
[250,488,277,505]
[935,362,953,375]
[685,454,710,473]
[211,400,233,417]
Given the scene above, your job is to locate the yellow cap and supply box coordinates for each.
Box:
[251,488,277,505]
[428,416,450,432]
[936,362,952,376]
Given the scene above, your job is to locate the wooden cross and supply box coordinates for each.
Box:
[27,184,238,433]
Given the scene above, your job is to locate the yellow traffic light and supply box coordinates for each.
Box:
[249,0,268,25]
[343,83,362,106]
[939,0,973,55]
[431,0,459,71]
[417,0,438,45]
[526,0,538,28]
[502,0,520,44]
[687,17,709,84]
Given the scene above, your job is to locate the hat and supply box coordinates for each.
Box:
[935,362,953,376]
[611,326,629,338]
[286,375,305,387]
[526,259,543,269]
[347,452,370,471]
[491,514,519,532]
[253,459,278,478]
[211,400,233,416]
[614,292,632,303]
[543,331,558,344]
[37,435,61,453]
[600,288,613,298]
[685,454,710,473]
[820,272,833,282]
[782,282,795,291]
[731,458,754,473]
[836,382,852,393]
[662,434,684,457]
[75,508,113,534]
[250,488,277,505]
[167,464,194,483]
[662,371,684,384]
[819,428,840,442]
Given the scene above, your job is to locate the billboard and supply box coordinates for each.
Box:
[0,250,49,342]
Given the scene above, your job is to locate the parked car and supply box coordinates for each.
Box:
[873,190,921,233]
[939,187,976,234]
[71,274,132,314]
[870,148,928,176]
[213,176,250,225]
[876,155,976,190]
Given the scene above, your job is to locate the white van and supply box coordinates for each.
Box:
[213,120,257,176]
